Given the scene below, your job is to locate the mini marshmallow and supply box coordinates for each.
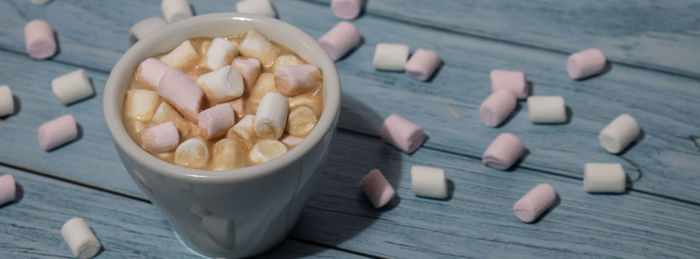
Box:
[125,89,160,121]
[198,103,235,139]
[240,29,280,68]
[380,114,425,153]
[526,96,567,124]
[236,0,277,18]
[232,57,261,88]
[281,134,304,148]
[128,17,167,45]
[138,58,171,88]
[61,217,101,259]
[405,49,441,81]
[286,106,318,137]
[196,65,245,104]
[227,114,256,148]
[410,165,448,199]
[482,133,525,170]
[513,183,557,223]
[0,174,16,206]
[490,70,529,99]
[174,138,209,169]
[248,73,280,105]
[205,38,238,70]
[599,114,640,154]
[38,114,78,151]
[31,0,53,5]
[0,85,14,117]
[274,64,322,96]
[289,95,322,116]
[160,40,199,70]
[161,0,193,23]
[229,98,245,120]
[274,55,305,71]
[52,69,94,105]
[318,21,361,61]
[583,163,626,193]
[24,20,56,59]
[479,90,517,127]
[373,43,410,71]
[140,121,180,153]
[255,92,288,139]
[212,138,248,170]
[151,101,191,137]
[331,0,364,20]
[359,169,395,208]
[157,68,203,122]
[250,139,288,164]
[567,49,606,80]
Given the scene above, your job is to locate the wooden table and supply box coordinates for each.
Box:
[1,0,699,257]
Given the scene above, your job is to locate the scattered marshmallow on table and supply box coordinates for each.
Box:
[199,103,236,139]
[0,85,14,117]
[513,183,557,223]
[205,37,238,70]
[128,17,167,45]
[52,69,94,105]
[240,29,280,68]
[479,90,517,127]
[236,0,277,18]
[599,114,640,154]
[380,114,426,153]
[232,56,261,88]
[410,165,448,199]
[139,121,180,153]
[227,114,256,148]
[61,217,101,259]
[274,64,322,96]
[490,70,529,99]
[0,174,16,206]
[359,169,395,208]
[331,0,364,20]
[583,163,627,193]
[138,58,171,88]
[125,89,160,121]
[318,21,361,61]
[161,0,193,23]
[24,20,56,60]
[159,40,199,70]
[482,133,525,170]
[37,114,79,151]
[157,67,203,122]
[174,138,209,168]
[373,43,410,71]
[249,139,288,164]
[405,48,441,81]
[526,96,567,124]
[255,92,288,139]
[196,65,245,104]
[567,48,606,80]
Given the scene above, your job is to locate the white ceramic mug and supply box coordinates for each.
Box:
[103,13,340,258]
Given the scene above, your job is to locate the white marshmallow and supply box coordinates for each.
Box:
[52,69,94,105]
[286,105,318,137]
[583,163,626,193]
[61,218,101,259]
[174,138,209,169]
[289,95,322,117]
[151,101,191,137]
[212,138,248,170]
[248,73,279,106]
[599,114,640,154]
[239,29,280,68]
[236,0,277,18]
[255,92,289,139]
[0,85,14,117]
[372,43,410,71]
[161,0,193,23]
[526,96,567,123]
[227,114,256,148]
[196,66,245,104]
[125,89,160,121]
[205,37,239,70]
[410,165,448,199]
[273,54,305,71]
[159,39,199,70]
[128,17,167,45]
[250,139,288,164]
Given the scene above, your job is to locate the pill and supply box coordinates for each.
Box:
[161,0,193,23]
[205,37,239,70]
[31,0,53,5]
[139,121,180,153]
[405,48,441,81]
[236,0,277,18]
[380,114,425,153]
[174,138,209,169]
[373,43,410,71]
[52,69,94,105]
[125,89,160,121]
[0,174,16,206]
[199,103,236,139]
[583,163,626,193]
[273,54,305,71]
[157,68,203,122]
[599,114,640,154]
[240,29,280,68]
[331,0,364,20]
[410,165,448,199]
[286,106,318,137]
[526,96,567,124]
[490,70,528,99]
[274,64,322,96]
[359,169,395,208]
[567,49,606,80]
[128,17,167,45]
[479,90,517,127]
[255,92,288,139]
[249,139,288,163]
[281,134,304,148]
[24,20,57,59]
[247,73,279,105]
[227,114,256,148]
[318,21,361,61]
[212,138,248,170]
[0,85,14,117]
[159,40,199,70]
[138,58,171,88]
[232,57,261,88]
[61,217,101,259]
[482,133,525,170]
[196,65,245,104]
[38,114,79,151]
[513,183,557,223]
[151,101,191,137]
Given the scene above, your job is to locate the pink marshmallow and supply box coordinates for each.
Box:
[331,0,364,20]
[274,64,322,96]
[482,133,525,170]
[198,103,235,139]
[232,57,261,89]
[157,68,203,122]
[380,114,425,153]
[359,169,395,208]
[0,174,16,206]
[567,48,606,80]
[37,114,78,151]
[139,58,171,88]
[281,134,304,148]
[405,48,441,81]
[24,20,57,59]
[318,21,361,61]
[479,90,517,127]
[140,121,180,153]
[490,70,529,99]
[513,183,557,223]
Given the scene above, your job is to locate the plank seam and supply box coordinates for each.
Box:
[288,236,387,259]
